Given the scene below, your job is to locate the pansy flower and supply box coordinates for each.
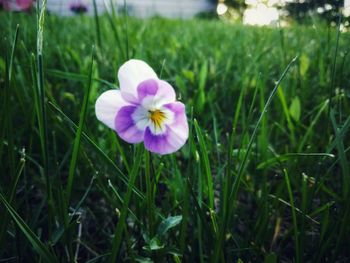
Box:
[95,59,189,155]
[16,0,33,10]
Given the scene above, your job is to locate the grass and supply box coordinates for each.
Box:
[0,9,350,262]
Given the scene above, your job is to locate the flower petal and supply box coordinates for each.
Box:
[155,80,176,105]
[147,107,174,135]
[144,102,188,155]
[16,0,32,9]
[95,90,129,130]
[132,105,150,131]
[115,105,145,143]
[137,79,176,108]
[164,102,189,143]
[137,79,158,102]
[118,59,158,103]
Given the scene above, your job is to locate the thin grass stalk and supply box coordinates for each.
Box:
[196,164,204,263]
[0,192,58,263]
[8,24,19,83]
[327,14,341,115]
[144,150,155,237]
[123,0,129,60]
[104,0,126,61]
[92,0,102,48]
[2,24,19,191]
[66,47,95,203]
[329,110,350,260]
[108,145,143,262]
[284,169,301,263]
[0,155,25,247]
[179,108,194,255]
[48,102,145,199]
[115,136,131,174]
[65,51,99,259]
[213,56,297,262]
[194,119,214,210]
[36,0,53,240]
[300,173,308,262]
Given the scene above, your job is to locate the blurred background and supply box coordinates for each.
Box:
[1,0,349,27]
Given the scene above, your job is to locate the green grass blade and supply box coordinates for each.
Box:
[66,48,94,203]
[229,56,298,203]
[36,0,53,239]
[328,14,341,113]
[92,0,102,48]
[283,169,300,263]
[194,119,214,210]
[123,0,129,60]
[277,87,296,146]
[48,102,144,199]
[298,99,329,152]
[8,24,19,83]
[330,110,350,197]
[213,56,297,262]
[144,150,155,236]
[0,154,25,246]
[0,192,58,263]
[108,145,143,262]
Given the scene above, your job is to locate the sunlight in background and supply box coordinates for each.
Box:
[216,0,286,26]
[219,0,350,26]
[345,0,350,17]
[244,0,291,26]
[243,3,279,25]
[216,3,228,16]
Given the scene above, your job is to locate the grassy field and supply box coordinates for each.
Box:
[0,9,350,263]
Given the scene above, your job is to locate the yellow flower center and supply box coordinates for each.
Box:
[149,109,166,128]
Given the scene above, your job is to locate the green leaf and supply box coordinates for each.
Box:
[198,61,208,92]
[289,96,301,122]
[196,61,208,112]
[299,53,309,77]
[0,57,5,75]
[157,215,183,237]
[135,256,153,263]
[143,237,165,251]
[182,69,195,83]
[264,253,277,263]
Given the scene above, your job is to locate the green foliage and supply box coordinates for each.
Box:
[282,0,344,24]
[0,12,350,262]
[223,0,247,19]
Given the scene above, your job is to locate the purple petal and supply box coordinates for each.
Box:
[164,102,187,124]
[115,106,144,143]
[137,79,158,102]
[144,102,188,155]
[137,79,176,107]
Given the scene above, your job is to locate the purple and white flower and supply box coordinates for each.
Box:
[95,59,189,155]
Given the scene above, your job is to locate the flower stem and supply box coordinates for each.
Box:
[145,150,154,237]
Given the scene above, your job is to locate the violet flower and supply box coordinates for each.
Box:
[16,0,33,11]
[95,59,189,155]
[70,2,88,14]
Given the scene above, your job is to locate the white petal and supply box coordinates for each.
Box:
[132,105,150,131]
[118,59,158,103]
[95,90,129,130]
